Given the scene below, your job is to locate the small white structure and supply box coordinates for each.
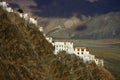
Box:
[39,27,43,32]
[28,17,37,25]
[18,13,28,20]
[0,1,8,7]
[99,59,104,66]
[5,7,13,12]
[46,37,53,43]
[94,58,99,65]
[23,13,28,20]
[89,54,95,61]
[94,58,104,66]
[0,1,13,13]
[18,13,23,18]
[43,34,46,37]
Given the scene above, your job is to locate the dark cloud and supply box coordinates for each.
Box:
[31,0,120,18]
[76,25,88,31]
[86,0,99,3]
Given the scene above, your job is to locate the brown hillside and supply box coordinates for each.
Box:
[0,7,115,80]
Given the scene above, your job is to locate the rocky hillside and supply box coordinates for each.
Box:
[0,7,115,80]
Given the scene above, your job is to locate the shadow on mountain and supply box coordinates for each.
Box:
[75,25,88,31]
[30,0,120,18]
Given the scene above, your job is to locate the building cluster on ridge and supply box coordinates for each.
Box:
[0,1,104,67]
[46,38,104,67]
[0,0,42,29]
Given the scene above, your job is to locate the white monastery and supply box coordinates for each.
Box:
[0,1,104,67]
[52,40,104,66]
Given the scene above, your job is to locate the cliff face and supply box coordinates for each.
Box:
[0,7,115,80]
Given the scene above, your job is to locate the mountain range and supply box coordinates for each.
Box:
[5,0,120,39]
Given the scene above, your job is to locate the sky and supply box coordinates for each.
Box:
[6,0,120,17]
[31,0,120,17]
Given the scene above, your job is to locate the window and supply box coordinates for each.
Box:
[81,52,83,54]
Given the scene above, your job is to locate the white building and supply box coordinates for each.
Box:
[39,27,43,32]
[74,47,89,59]
[5,7,13,12]
[0,1,13,13]
[53,41,74,55]
[46,37,53,43]
[74,47,94,63]
[52,40,104,66]
[22,13,28,20]
[0,1,8,8]
[89,54,95,62]
[18,13,29,20]
[18,13,23,18]
[28,17,37,25]
[94,58,104,66]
